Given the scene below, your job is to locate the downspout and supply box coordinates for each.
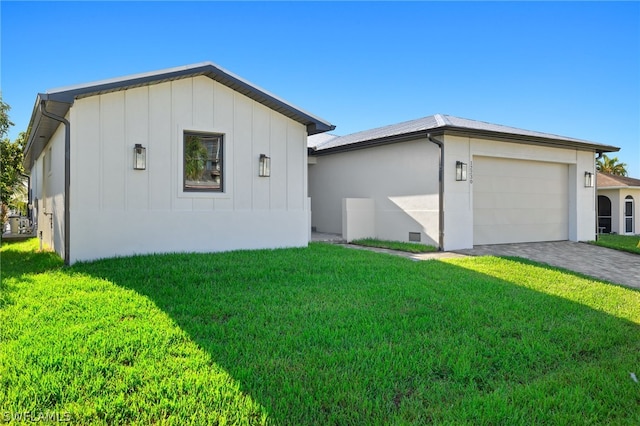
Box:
[39,100,71,265]
[427,133,444,251]
[595,151,603,241]
[20,173,31,221]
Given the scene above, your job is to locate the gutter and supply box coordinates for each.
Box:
[39,99,71,265]
[595,152,602,241]
[427,133,444,251]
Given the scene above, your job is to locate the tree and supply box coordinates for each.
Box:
[1,132,26,205]
[0,95,14,139]
[596,154,628,176]
[0,97,25,228]
[184,135,208,181]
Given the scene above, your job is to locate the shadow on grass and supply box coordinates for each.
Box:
[1,239,63,278]
[1,239,63,308]
[64,243,640,424]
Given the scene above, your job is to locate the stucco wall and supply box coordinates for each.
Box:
[309,139,440,246]
[66,75,309,263]
[309,133,598,251]
[599,188,640,235]
[443,134,597,250]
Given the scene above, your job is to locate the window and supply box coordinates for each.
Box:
[625,196,634,234]
[598,195,612,233]
[183,132,223,192]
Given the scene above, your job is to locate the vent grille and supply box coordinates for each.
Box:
[409,232,421,242]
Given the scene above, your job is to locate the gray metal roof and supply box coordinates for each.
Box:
[23,62,335,170]
[310,113,619,155]
[307,132,339,149]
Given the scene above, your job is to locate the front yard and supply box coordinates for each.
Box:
[1,239,639,424]
[592,233,640,255]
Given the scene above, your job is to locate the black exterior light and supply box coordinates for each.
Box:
[584,171,594,188]
[259,154,271,177]
[456,161,468,181]
[134,144,146,170]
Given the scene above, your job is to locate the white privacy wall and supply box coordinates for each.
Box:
[308,139,441,246]
[68,76,309,263]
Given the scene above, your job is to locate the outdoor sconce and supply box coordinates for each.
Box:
[259,154,271,177]
[133,144,146,170]
[456,161,468,181]
[584,171,594,188]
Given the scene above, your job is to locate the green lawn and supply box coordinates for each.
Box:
[1,239,639,425]
[350,238,437,253]
[592,234,640,255]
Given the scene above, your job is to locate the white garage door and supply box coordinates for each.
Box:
[473,156,569,245]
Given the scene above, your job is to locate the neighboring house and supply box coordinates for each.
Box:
[597,172,640,235]
[23,62,334,264]
[308,114,619,251]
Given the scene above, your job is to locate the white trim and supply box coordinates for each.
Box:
[624,196,634,234]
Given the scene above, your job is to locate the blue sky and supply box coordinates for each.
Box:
[2,1,639,176]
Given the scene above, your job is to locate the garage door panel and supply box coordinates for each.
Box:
[473,157,568,245]
[474,222,568,245]
[474,193,562,210]
[474,208,568,226]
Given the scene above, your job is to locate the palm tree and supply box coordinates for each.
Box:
[596,154,627,176]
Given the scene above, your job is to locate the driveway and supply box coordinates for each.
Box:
[455,241,640,289]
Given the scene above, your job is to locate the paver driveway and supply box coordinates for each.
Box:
[456,241,640,289]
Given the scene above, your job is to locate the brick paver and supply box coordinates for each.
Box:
[456,241,640,289]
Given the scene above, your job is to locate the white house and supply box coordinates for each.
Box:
[308,114,619,251]
[23,62,334,264]
[597,172,639,235]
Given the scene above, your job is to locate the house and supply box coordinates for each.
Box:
[23,62,334,264]
[308,114,619,251]
[597,172,639,235]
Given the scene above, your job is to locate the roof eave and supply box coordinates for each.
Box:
[598,185,640,190]
[313,125,620,155]
[312,129,440,156]
[440,127,620,154]
[23,62,335,169]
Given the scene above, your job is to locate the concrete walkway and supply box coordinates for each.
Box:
[456,241,640,289]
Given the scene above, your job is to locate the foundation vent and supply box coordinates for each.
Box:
[408,232,421,242]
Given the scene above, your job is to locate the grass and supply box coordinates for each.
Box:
[592,234,640,255]
[2,239,640,425]
[350,237,437,253]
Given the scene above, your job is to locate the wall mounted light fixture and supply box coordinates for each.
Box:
[584,171,594,188]
[259,154,271,177]
[456,161,468,181]
[134,144,146,170]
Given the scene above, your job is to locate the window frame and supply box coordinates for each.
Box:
[182,130,224,193]
[624,195,634,234]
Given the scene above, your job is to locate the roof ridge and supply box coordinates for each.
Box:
[434,114,449,127]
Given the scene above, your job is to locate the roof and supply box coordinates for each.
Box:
[597,172,640,189]
[310,113,619,155]
[23,61,335,170]
[308,133,339,149]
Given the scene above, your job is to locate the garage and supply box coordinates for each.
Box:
[473,156,569,245]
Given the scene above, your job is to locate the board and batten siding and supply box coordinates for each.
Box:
[68,75,308,263]
[31,119,67,260]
